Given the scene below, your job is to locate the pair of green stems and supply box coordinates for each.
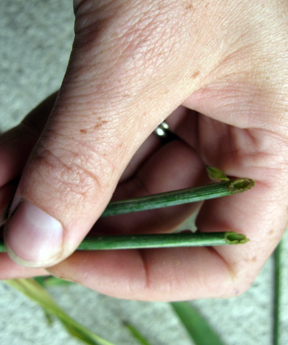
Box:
[0,178,254,252]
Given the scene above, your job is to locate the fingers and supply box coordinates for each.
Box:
[181,58,288,292]
[119,106,190,183]
[4,0,288,298]
[47,127,288,301]
[195,184,284,289]
[0,253,47,279]
[118,132,161,183]
[193,122,288,288]
[50,0,288,300]
[47,246,233,301]
[4,2,206,268]
[95,139,206,235]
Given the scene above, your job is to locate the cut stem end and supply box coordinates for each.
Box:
[225,232,249,244]
[228,178,255,194]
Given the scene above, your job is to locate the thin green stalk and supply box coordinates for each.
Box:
[273,241,282,345]
[0,232,248,252]
[102,179,255,217]
[77,232,249,250]
[0,179,253,252]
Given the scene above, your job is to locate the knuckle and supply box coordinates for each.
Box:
[28,137,118,211]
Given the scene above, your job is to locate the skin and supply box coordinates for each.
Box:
[0,0,288,301]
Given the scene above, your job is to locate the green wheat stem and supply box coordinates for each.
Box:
[101,178,255,217]
[0,232,249,252]
[273,241,282,345]
[0,179,254,251]
[78,232,249,250]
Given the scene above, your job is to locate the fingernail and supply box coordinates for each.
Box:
[4,200,63,267]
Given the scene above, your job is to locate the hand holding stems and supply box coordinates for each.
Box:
[0,0,288,301]
[0,178,253,252]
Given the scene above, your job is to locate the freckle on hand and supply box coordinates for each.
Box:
[191,71,200,79]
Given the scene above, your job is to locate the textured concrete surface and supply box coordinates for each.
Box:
[0,1,287,344]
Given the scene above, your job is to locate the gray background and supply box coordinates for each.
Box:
[0,1,287,344]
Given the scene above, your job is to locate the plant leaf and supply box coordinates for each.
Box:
[123,321,153,345]
[170,302,226,345]
[6,279,115,345]
[33,276,47,287]
[33,276,75,288]
[206,166,230,182]
[43,309,55,326]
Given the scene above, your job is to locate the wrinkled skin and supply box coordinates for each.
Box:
[1,0,288,301]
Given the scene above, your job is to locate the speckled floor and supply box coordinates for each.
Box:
[0,1,287,344]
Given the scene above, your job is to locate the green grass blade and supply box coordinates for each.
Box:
[33,276,47,287]
[123,321,153,345]
[38,276,75,287]
[273,242,282,345]
[170,302,226,345]
[6,279,115,345]
[43,309,55,326]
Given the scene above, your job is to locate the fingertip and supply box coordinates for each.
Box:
[4,199,64,268]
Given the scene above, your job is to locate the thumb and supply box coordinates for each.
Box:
[4,1,203,267]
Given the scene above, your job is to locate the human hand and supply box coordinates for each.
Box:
[1,0,288,301]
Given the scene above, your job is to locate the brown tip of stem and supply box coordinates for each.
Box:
[225,232,250,244]
[228,178,255,194]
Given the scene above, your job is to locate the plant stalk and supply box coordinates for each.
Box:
[77,232,249,250]
[0,232,248,252]
[273,241,282,345]
[101,179,255,217]
[0,179,253,252]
